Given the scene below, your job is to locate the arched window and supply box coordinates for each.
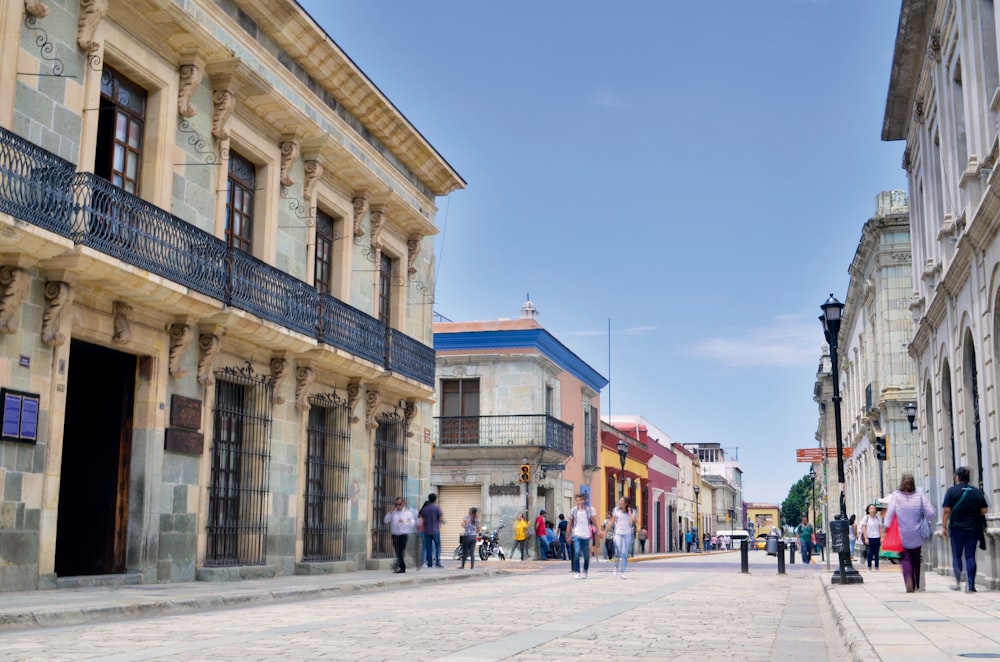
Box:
[942,360,956,479]
[962,331,985,488]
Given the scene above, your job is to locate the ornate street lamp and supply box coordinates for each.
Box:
[693,484,701,552]
[905,402,917,431]
[617,438,628,501]
[820,294,863,585]
[809,465,817,525]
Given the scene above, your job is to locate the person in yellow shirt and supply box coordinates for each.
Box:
[512,513,529,560]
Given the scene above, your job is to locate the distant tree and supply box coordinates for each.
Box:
[780,475,812,527]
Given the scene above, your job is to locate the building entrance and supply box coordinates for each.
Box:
[55,339,136,576]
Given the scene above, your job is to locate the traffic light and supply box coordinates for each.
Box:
[519,464,531,483]
[874,435,887,461]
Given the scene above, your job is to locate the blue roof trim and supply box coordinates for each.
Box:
[434,329,608,392]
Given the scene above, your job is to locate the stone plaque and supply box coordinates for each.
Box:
[164,428,204,455]
[170,394,202,430]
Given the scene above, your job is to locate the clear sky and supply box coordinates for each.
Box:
[299,1,909,504]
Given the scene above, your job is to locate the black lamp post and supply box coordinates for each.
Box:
[905,402,917,431]
[820,294,863,585]
[617,439,628,501]
[693,484,701,552]
[809,465,817,525]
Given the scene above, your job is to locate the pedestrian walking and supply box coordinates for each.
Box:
[942,466,990,592]
[459,507,481,569]
[884,473,935,593]
[848,514,857,559]
[556,514,569,560]
[418,493,444,568]
[384,496,415,573]
[568,493,599,579]
[638,527,648,553]
[534,510,549,560]
[605,497,637,579]
[602,512,615,561]
[795,515,814,563]
[684,529,693,552]
[859,504,883,571]
[512,513,529,560]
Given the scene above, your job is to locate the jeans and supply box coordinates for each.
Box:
[537,537,549,560]
[513,539,528,560]
[571,536,592,574]
[459,535,476,568]
[950,528,979,588]
[392,533,408,571]
[558,537,569,560]
[614,533,634,574]
[423,532,441,566]
[900,546,923,592]
[800,541,811,563]
[865,537,881,569]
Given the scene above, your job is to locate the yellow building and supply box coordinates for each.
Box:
[746,503,782,540]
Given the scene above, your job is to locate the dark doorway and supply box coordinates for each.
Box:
[55,339,136,576]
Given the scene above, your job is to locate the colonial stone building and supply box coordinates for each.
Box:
[883,0,998,586]
[431,301,606,556]
[0,0,463,591]
[838,192,919,515]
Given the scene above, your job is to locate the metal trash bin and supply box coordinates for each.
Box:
[765,533,779,556]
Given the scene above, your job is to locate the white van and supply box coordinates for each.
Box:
[714,529,751,549]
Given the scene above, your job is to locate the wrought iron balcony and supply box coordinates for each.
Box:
[0,126,434,386]
[433,414,574,455]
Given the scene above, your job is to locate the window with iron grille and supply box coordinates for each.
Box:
[225,152,255,252]
[303,393,351,562]
[206,365,272,566]
[371,412,407,559]
[378,252,393,325]
[95,67,146,194]
[584,404,598,466]
[440,378,479,445]
[314,210,336,295]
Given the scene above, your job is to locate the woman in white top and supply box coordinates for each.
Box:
[605,497,637,579]
[859,503,882,571]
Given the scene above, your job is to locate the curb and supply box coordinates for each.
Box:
[822,582,880,662]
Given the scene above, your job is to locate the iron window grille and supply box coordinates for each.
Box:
[206,364,273,567]
[371,411,407,559]
[303,392,351,562]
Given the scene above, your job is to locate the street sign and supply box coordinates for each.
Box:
[541,464,565,471]
[796,447,854,462]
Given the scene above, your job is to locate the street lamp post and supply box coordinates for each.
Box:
[693,484,701,552]
[809,465,817,525]
[820,294,863,585]
[617,439,628,501]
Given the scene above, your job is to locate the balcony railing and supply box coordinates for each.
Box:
[0,126,434,386]
[433,414,574,455]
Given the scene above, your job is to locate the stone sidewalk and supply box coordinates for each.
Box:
[0,553,996,660]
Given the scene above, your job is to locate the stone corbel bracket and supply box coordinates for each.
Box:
[347,380,363,423]
[111,300,132,344]
[25,0,49,18]
[270,355,289,404]
[206,58,268,141]
[168,321,194,378]
[0,266,30,334]
[41,281,73,347]
[352,191,368,238]
[407,236,422,276]
[178,59,204,119]
[196,328,223,386]
[295,366,315,412]
[403,400,416,438]
[76,0,108,54]
[369,205,385,260]
[279,139,299,188]
[365,389,381,430]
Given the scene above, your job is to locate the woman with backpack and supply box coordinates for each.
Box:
[859,503,883,571]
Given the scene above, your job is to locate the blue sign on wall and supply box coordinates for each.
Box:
[1,388,40,444]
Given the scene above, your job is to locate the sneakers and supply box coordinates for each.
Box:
[582,572,588,579]
[573,572,580,580]
[620,574,627,580]
[969,586,977,592]
[950,583,962,591]
[613,568,618,577]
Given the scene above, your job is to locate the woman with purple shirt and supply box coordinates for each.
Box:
[884,473,936,593]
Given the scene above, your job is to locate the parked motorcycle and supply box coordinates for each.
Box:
[478,523,506,561]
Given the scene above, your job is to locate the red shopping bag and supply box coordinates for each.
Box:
[880,518,902,559]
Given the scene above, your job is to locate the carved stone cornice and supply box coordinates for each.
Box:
[24,0,49,18]
[365,389,381,430]
[76,0,108,55]
[303,160,323,201]
[270,356,289,404]
[352,191,368,238]
[206,59,267,141]
[913,98,924,125]
[927,28,941,62]
[347,380,362,423]
[370,206,385,257]
[902,147,912,172]
[407,237,421,276]
[41,281,72,347]
[0,266,29,334]
[210,90,234,140]
[197,332,221,385]
[403,400,416,437]
[112,300,132,344]
[178,63,203,119]
[279,140,298,187]
[168,322,194,378]
[295,366,315,411]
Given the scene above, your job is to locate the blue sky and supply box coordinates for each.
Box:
[300,1,908,504]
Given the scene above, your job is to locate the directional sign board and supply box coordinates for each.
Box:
[796,447,854,462]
